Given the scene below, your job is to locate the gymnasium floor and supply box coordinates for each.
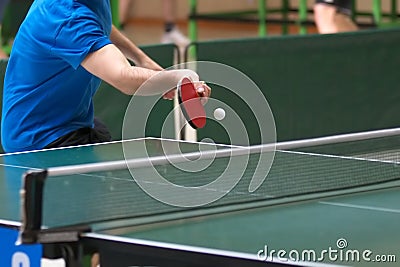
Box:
[120,18,319,46]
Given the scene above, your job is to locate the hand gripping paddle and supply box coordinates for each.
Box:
[177,77,206,129]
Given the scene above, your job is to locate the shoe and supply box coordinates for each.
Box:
[161,28,190,48]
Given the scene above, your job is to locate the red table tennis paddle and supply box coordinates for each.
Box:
[177,77,206,129]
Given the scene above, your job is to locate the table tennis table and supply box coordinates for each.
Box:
[0,133,399,267]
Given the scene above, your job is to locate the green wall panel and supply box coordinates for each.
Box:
[195,28,400,144]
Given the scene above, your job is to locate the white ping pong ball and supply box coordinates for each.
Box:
[213,108,226,121]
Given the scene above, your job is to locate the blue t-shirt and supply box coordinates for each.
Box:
[1,0,112,152]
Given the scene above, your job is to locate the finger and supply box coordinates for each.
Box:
[196,86,205,97]
[202,84,211,97]
[200,88,210,105]
[200,97,208,105]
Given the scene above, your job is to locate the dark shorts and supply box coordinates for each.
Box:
[44,118,112,149]
[315,0,353,15]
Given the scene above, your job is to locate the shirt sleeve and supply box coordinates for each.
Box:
[51,9,112,69]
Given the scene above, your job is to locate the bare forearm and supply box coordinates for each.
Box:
[81,43,198,96]
[115,65,159,95]
[103,65,198,96]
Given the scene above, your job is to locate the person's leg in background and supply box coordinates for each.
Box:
[314,0,358,33]
[119,0,189,48]
[0,0,10,58]
[160,0,190,48]
[119,0,132,29]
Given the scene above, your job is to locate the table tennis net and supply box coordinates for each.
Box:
[35,129,400,230]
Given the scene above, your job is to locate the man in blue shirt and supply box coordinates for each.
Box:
[1,0,209,153]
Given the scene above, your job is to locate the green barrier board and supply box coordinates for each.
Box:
[195,28,400,144]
